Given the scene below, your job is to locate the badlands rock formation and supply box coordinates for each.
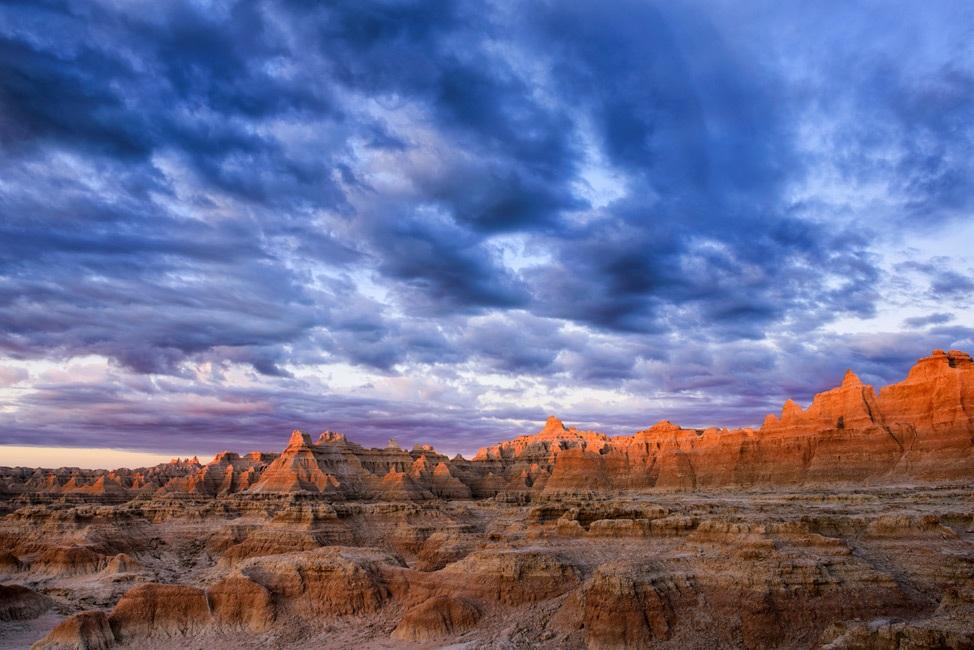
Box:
[0,350,972,649]
[474,349,974,491]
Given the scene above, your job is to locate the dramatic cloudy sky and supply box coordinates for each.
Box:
[1,0,973,463]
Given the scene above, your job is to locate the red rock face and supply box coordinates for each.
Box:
[2,350,972,504]
[243,429,484,499]
[159,451,274,496]
[879,350,974,478]
[3,352,973,650]
[468,350,974,492]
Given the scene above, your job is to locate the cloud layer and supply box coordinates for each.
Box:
[1,0,972,456]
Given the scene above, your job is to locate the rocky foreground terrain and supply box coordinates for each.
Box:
[0,350,972,649]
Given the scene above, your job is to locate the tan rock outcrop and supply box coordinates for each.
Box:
[33,546,105,576]
[239,546,403,618]
[562,562,690,650]
[391,595,482,641]
[30,611,115,650]
[103,553,141,575]
[3,483,972,648]
[436,549,581,605]
[108,583,211,640]
[2,350,974,649]
[207,575,275,632]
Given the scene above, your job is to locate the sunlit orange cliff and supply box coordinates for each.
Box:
[3,351,974,649]
[3,349,972,500]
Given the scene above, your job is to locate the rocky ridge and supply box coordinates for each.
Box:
[4,349,971,506]
[1,350,973,649]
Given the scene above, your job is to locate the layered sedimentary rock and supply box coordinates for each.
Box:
[31,611,115,650]
[108,583,212,640]
[158,451,274,496]
[472,349,974,492]
[5,350,970,505]
[557,560,693,649]
[247,430,477,499]
[1,349,973,649]
[207,575,275,632]
[0,457,203,501]
[2,483,973,648]
[391,595,482,641]
[33,546,106,577]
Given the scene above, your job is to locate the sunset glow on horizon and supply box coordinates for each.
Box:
[0,446,202,472]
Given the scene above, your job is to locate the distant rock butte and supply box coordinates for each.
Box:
[2,349,973,499]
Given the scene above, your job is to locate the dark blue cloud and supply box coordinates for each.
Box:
[902,312,954,329]
[896,259,974,301]
[0,0,971,454]
[930,270,974,298]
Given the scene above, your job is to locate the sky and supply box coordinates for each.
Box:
[1,0,973,465]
